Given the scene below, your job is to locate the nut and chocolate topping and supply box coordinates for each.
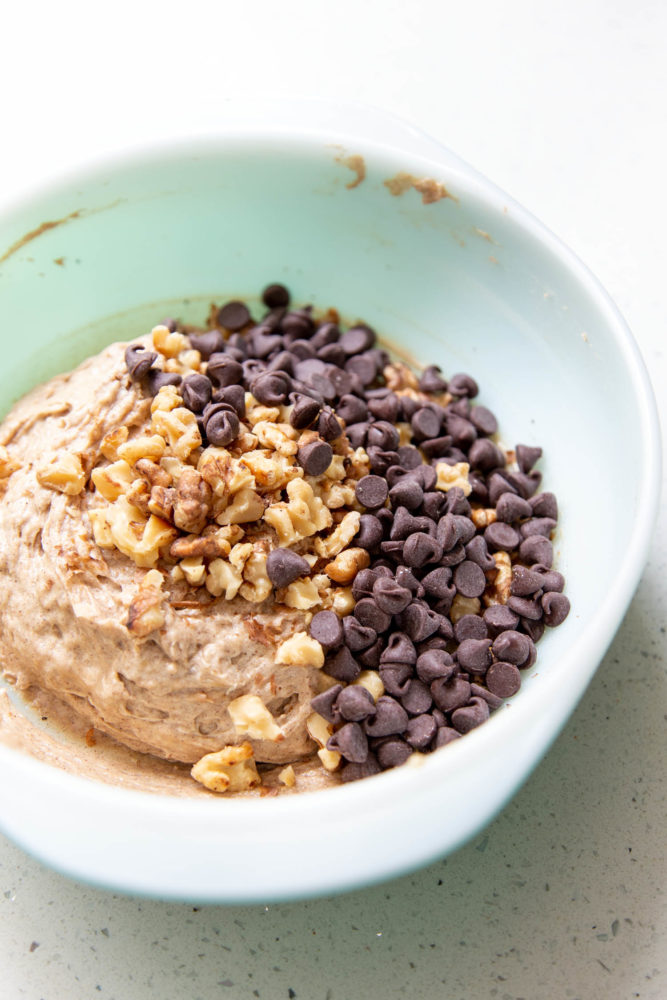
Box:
[4,282,568,795]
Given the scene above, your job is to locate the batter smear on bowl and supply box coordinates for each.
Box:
[0,284,570,795]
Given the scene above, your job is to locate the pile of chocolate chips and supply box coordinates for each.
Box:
[124,283,570,783]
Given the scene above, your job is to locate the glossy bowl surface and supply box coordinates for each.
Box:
[0,105,660,902]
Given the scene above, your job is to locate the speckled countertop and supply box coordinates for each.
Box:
[0,2,665,998]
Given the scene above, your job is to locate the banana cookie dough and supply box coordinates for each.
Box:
[0,283,569,796]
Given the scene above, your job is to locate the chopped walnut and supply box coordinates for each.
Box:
[315,511,361,558]
[198,447,256,500]
[383,362,420,392]
[228,694,283,742]
[306,712,333,747]
[135,458,172,488]
[190,742,261,793]
[151,406,201,461]
[246,404,281,426]
[206,558,244,599]
[103,496,178,568]
[352,670,385,702]
[126,569,166,637]
[276,632,325,668]
[125,478,150,515]
[253,420,299,456]
[170,530,234,560]
[471,507,497,528]
[150,384,182,413]
[282,577,322,610]
[173,468,212,534]
[239,547,272,603]
[152,324,189,359]
[264,478,332,546]
[148,484,176,522]
[279,765,296,788]
[91,459,134,502]
[240,449,302,490]
[117,434,166,466]
[317,748,341,771]
[99,426,129,462]
[486,550,512,605]
[179,556,206,586]
[331,587,355,616]
[36,452,87,495]
[435,461,472,496]
[325,546,370,585]
[216,487,264,526]
[450,593,482,623]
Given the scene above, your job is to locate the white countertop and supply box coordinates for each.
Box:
[1,1,665,997]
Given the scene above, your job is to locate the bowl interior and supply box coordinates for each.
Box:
[0,135,656,900]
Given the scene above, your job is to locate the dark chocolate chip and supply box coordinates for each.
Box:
[355,475,389,510]
[354,598,392,634]
[430,674,471,712]
[418,365,448,393]
[213,384,246,418]
[507,596,543,620]
[356,514,384,552]
[465,535,496,571]
[364,696,409,737]
[341,324,375,355]
[145,369,182,394]
[345,422,369,449]
[491,630,530,666]
[343,617,377,652]
[327,722,368,763]
[451,696,490,733]
[262,283,290,309]
[340,754,381,783]
[125,344,157,381]
[399,602,441,642]
[469,405,498,436]
[380,632,417,665]
[516,443,542,474]
[483,604,520,636]
[336,394,368,426]
[453,614,488,642]
[486,661,521,698]
[456,638,492,674]
[396,445,423,470]
[400,678,433,716]
[205,408,240,446]
[207,354,244,387]
[366,421,400,451]
[411,407,441,441]
[376,737,412,769]
[309,685,342,724]
[367,393,400,423]
[309,610,344,649]
[434,727,462,748]
[317,408,343,441]
[218,300,250,331]
[266,548,310,588]
[447,372,479,398]
[251,371,292,405]
[529,492,558,520]
[470,682,503,711]
[484,521,521,552]
[380,663,413,696]
[519,517,557,539]
[289,393,321,430]
[336,686,377,722]
[388,477,424,511]
[188,329,225,360]
[403,533,443,567]
[372,578,413,615]
[181,373,212,413]
[297,438,333,476]
[405,713,438,749]
[519,534,554,567]
[468,438,504,472]
[510,566,546,597]
[453,560,487,599]
[324,647,361,682]
[541,591,571,626]
[416,649,456,684]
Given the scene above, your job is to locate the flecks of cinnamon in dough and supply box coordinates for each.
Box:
[383,172,456,204]
[335,153,366,189]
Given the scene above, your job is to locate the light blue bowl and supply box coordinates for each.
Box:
[0,103,660,902]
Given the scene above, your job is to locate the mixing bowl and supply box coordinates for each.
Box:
[0,102,659,902]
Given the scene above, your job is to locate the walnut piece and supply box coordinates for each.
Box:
[36,452,87,495]
[279,765,296,788]
[325,546,370,585]
[264,478,332,546]
[152,324,189,358]
[352,670,385,702]
[315,510,360,559]
[91,459,134,502]
[471,507,497,528]
[151,406,201,461]
[99,426,129,462]
[190,742,260,793]
[117,434,166,466]
[435,461,472,496]
[486,550,512,605]
[126,569,166,637]
[228,695,283,742]
[276,632,325,668]
[173,468,212,534]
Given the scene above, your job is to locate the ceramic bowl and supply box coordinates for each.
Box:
[0,103,660,902]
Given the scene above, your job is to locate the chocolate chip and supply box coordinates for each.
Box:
[282,310,314,339]
[405,713,438,749]
[510,565,546,597]
[496,493,532,522]
[380,663,413,696]
[484,521,521,552]
[380,632,417,665]
[400,678,433,716]
[289,393,320,430]
[205,408,240,446]
[451,696,490,733]
[327,722,368,763]
[535,568,565,592]
[346,353,377,386]
[446,414,477,448]
[468,438,504,472]
[519,535,553,567]
[372,578,413,615]
[453,560,487,599]
[218,300,250,331]
[398,602,441,642]
[368,393,400,423]
[516,443,542,473]
[411,407,441,441]
[341,324,375,355]
[309,685,342,724]
[470,682,503,711]
[354,598,392,634]
[355,475,389,510]
[395,445,422,470]
[317,408,343,441]
[355,514,384,552]
[486,661,521,698]
[434,727,462,748]
[262,283,290,309]
[336,686,377,722]
[418,365,448,393]
[416,649,456,684]
[297,438,333,476]
[125,344,157,381]
[388,477,423,511]
[403,533,443,567]
[491,630,530,666]
[456,638,492,674]
[469,405,498,436]
[376,737,412,769]
[431,675,471,712]
[364,696,408,737]
[188,329,225,360]
[310,322,340,349]
[145,369,182,394]
[453,614,488,642]
[507,596,542,620]
[340,754,381,783]
[529,491,558,519]
[211,384,246,418]
[366,421,400,451]
[541,591,571,626]
[251,371,292,405]
[465,535,496,571]
[520,517,557,539]
[336,394,368,426]
[343,617,377,652]
[324,647,361,682]
[309,610,344,649]
[266,548,310,588]
[345,423,369,449]
[447,372,478,398]
[181,373,212,413]
[207,354,243,387]
[483,604,520,636]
